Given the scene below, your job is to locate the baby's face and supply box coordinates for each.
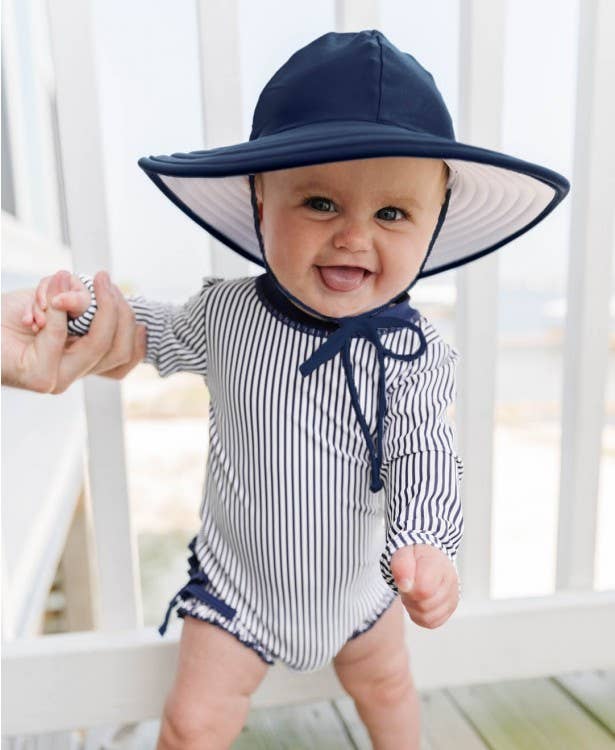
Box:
[253,157,448,318]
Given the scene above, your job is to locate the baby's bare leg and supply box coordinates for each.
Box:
[157,615,270,750]
[333,597,420,750]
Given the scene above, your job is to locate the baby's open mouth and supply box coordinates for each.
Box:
[316,265,371,292]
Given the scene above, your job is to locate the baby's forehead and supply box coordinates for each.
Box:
[289,156,441,177]
[257,157,448,199]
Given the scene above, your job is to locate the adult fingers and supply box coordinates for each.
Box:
[97,324,147,380]
[36,275,53,310]
[89,284,139,376]
[52,270,118,393]
[33,275,55,329]
[32,272,72,391]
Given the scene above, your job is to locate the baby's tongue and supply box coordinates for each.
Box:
[318,266,365,292]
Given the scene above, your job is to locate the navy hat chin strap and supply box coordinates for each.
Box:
[248,175,451,492]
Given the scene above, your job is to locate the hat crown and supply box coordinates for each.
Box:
[250,30,455,141]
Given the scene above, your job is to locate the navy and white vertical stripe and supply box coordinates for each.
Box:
[69,272,464,672]
[380,338,464,591]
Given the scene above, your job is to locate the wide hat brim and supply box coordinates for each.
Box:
[138,119,570,278]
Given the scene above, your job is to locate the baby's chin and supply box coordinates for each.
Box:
[293,271,399,319]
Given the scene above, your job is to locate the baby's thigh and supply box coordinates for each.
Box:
[160,615,269,748]
[333,597,411,701]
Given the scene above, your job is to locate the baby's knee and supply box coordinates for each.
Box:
[158,688,250,750]
[347,658,415,710]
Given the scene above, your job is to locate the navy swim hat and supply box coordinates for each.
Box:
[138,29,569,305]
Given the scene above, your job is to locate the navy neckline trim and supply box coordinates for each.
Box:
[254,271,417,335]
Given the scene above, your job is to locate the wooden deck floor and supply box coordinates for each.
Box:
[98,669,615,749]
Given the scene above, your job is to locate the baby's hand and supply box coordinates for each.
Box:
[390,544,460,629]
[21,272,94,334]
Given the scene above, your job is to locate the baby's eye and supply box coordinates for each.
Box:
[303,196,408,221]
[305,196,336,213]
[378,206,408,221]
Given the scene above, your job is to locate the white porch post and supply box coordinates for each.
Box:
[455,0,507,600]
[195,0,254,279]
[47,0,141,630]
[335,0,379,29]
[557,0,615,591]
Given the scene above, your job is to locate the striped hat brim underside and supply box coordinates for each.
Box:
[138,120,570,277]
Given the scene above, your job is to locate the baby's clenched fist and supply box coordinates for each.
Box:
[390,544,460,629]
[21,271,94,334]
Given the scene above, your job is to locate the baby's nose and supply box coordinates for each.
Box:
[332,219,373,254]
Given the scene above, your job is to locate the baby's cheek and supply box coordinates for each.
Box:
[363,283,386,307]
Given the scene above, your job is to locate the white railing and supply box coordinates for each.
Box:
[2,0,615,740]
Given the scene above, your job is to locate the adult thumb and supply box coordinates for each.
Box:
[30,271,70,392]
[390,545,416,593]
[45,271,71,329]
[37,271,70,352]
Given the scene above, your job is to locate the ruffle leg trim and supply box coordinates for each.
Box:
[177,598,276,666]
[158,535,238,637]
[346,590,398,641]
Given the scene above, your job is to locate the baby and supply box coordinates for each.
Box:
[25,155,462,743]
[22,29,569,750]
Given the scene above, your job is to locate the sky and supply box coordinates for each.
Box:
[90,0,582,302]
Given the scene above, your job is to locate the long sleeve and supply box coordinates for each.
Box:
[379,320,464,595]
[68,275,224,379]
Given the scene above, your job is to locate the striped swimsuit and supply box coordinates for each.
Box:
[77,271,464,672]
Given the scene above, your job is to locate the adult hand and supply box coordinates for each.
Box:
[1,269,147,394]
[390,544,460,629]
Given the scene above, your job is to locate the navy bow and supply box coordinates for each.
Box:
[158,536,236,636]
[299,313,427,492]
